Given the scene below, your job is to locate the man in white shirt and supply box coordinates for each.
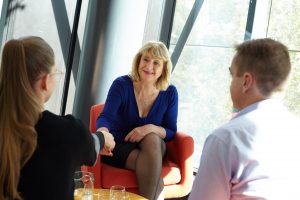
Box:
[189,38,300,200]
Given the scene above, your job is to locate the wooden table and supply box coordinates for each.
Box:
[93,189,147,200]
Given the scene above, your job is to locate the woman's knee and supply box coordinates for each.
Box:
[140,132,165,154]
[141,132,161,146]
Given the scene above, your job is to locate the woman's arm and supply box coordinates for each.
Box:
[124,124,166,142]
[96,129,115,156]
[160,85,178,141]
[96,78,124,131]
[125,85,178,142]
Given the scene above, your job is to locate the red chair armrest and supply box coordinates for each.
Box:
[86,104,105,188]
[87,154,102,188]
[166,131,194,193]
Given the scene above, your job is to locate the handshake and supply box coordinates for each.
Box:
[98,129,115,156]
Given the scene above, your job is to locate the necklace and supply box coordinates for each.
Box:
[141,90,158,109]
[138,92,156,109]
[143,99,147,108]
[133,82,158,109]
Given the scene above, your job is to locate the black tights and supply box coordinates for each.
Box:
[126,133,166,200]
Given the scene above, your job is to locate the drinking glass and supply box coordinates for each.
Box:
[74,171,94,200]
[94,193,110,200]
[110,185,126,200]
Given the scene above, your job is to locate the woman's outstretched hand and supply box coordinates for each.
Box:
[99,129,115,156]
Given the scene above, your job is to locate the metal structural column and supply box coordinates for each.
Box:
[73,0,149,126]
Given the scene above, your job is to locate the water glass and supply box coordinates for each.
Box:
[94,193,110,200]
[110,185,126,200]
[74,171,94,200]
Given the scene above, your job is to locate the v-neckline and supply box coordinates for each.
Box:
[131,80,160,119]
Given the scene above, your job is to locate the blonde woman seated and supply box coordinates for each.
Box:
[97,41,178,200]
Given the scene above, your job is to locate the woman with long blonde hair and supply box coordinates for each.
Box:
[97,41,178,200]
[0,36,115,200]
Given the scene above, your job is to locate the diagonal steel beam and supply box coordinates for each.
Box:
[171,0,204,70]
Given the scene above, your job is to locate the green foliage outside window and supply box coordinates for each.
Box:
[170,0,300,168]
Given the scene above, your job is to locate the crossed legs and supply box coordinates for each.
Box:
[126,132,166,200]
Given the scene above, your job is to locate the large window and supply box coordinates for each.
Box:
[170,0,300,169]
[0,0,89,115]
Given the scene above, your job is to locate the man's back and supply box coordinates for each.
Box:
[189,99,300,200]
[229,99,300,199]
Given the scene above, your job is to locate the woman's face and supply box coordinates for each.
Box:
[138,51,164,84]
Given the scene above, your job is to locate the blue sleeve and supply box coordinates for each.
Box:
[96,78,123,130]
[163,85,178,141]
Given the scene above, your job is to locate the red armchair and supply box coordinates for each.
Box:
[87,103,194,199]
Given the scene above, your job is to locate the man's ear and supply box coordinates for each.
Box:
[242,72,254,93]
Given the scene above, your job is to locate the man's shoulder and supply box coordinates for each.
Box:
[209,116,250,144]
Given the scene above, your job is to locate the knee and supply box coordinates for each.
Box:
[143,132,162,146]
[141,133,165,154]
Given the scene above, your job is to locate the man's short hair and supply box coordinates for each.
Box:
[234,38,291,96]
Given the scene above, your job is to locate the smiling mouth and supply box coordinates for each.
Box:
[143,71,154,75]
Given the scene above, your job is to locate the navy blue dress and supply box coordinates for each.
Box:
[96,75,178,167]
[96,75,178,142]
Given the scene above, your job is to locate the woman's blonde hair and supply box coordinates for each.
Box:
[130,41,172,91]
[0,36,54,200]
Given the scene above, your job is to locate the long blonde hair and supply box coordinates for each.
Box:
[130,41,172,91]
[0,36,54,200]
